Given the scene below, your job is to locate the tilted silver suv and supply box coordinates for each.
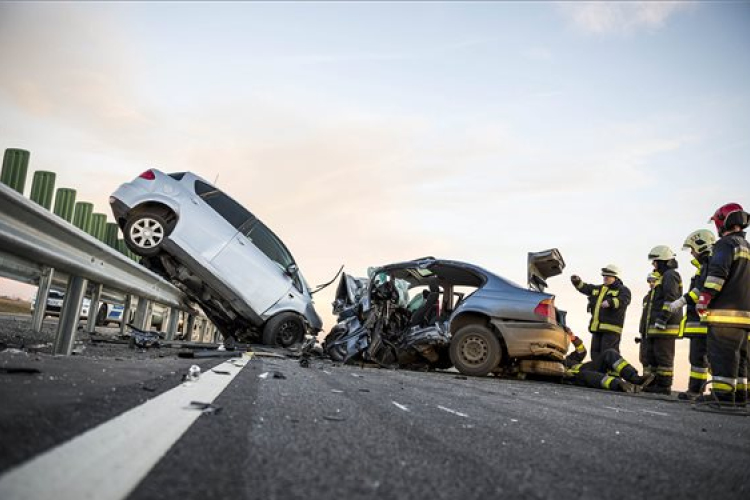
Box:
[109,169,322,346]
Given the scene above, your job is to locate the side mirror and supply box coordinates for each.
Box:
[285,264,299,277]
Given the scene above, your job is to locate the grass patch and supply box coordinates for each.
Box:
[0,297,32,314]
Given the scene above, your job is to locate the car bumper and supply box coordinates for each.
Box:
[491,320,569,360]
[109,196,131,227]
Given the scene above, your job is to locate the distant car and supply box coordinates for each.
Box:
[30,289,121,324]
[109,169,322,346]
[324,250,569,377]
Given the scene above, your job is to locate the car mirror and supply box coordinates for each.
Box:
[285,264,299,277]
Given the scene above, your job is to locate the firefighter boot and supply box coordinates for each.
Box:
[643,373,671,395]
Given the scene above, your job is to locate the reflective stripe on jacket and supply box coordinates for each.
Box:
[681,254,711,337]
[702,232,750,329]
[647,266,683,337]
[575,279,631,335]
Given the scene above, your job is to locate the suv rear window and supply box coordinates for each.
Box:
[195,180,255,230]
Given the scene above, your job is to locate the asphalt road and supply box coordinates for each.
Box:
[1,316,749,500]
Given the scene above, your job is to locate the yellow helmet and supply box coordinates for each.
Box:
[682,229,715,254]
[648,245,675,261]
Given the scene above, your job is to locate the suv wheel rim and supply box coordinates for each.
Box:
[278,320,301,346]
[459,334,488,366]
[130,218,165,249]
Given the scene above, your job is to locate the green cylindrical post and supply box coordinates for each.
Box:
[117,239,128,255]
[30,171,57,210]
[1,149,31,194]
[72,202,93,233]
[105,223,119,248]
[89,213,107,240]
[53,188,77,222]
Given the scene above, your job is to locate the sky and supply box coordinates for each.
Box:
[1,1,749,389]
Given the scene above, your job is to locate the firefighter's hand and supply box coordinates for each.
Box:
[571,275,582,287]
[634,336,641,344]
[654,320,667,330]
[696,292,711,316]
[667,296,687,313]
[601,300,610,309]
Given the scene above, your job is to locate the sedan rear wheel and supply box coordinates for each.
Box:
[124,212,170,257]
[449,324,502,377]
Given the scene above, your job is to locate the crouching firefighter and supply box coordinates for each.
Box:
[563,329,654,393]
[696,203,750,409]
[571,264,631,359]
[666,229,716,400]
[643,245,683,395]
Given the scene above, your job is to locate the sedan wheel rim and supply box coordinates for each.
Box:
[130,218,165,249]
[459,334,489,366]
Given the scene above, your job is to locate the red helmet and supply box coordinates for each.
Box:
[709,202,744,233]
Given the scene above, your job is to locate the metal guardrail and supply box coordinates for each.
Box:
[0,182,207,353]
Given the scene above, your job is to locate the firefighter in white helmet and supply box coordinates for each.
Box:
[666,229,716,400]
[571,264,631,360]
[642,245,683,395]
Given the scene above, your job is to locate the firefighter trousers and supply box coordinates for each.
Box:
[687,336,709,394]
[644,336,676,389]
[591,332,620,360]
[707,326,749,400]
[569,349,637,392]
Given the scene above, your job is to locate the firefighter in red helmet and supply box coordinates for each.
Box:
[696,203,750,410]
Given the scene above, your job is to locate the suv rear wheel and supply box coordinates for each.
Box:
[449,324,502,377]
[263,312,305,347]
[124,211,172,257]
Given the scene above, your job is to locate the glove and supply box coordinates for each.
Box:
[634,336,641,344]
[668,296,687,313]
[696,292,711,316]
[600,300,610,309]
[654,319,666,330]
[571,275,582,287]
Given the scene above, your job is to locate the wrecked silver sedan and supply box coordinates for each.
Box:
[323,251,569,378]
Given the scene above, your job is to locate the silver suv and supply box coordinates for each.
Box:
[109,169,322,346]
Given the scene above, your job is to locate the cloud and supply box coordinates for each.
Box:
[558,1,694,35]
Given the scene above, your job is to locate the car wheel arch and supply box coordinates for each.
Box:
[450,312,509,359]
[128,202,179,228]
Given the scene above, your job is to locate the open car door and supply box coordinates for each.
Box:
[527,248,565,292]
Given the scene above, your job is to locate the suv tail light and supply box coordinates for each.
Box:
[534,298,557,323]
[139,170,156,180]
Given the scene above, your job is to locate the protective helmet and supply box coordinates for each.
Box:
[601,264,621,278]
[646,272,659,283]
[682,229,716,254]
[709,202,743,234]
[648,245,675,261]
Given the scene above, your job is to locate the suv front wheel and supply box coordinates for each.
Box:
[449,324,502,377]
[263,312,306,347]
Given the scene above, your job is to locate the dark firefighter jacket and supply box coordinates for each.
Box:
[639,286,656,335]
[702,231,750,329]
[564,336,587,370]
[646,261,683,337]
[574,278,631,335]
[682,253,711,337]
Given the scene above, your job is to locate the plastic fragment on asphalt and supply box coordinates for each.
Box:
[0,366,42,374]
[212,370,231,375]
[259,371,286,380]
[188,401,223,415]
[323,415,346,422]
[184,365,201,382]
[251,351,286,359]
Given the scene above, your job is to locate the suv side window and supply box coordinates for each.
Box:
[245,223,304,292]
[194,181,253,230]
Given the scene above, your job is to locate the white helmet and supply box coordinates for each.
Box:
[648,245,676,261]
[601,264,621,278]
[682,229,715,254]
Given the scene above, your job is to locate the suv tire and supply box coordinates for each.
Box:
[449,323,502,377]
[263,312,305,347]
[124,211,171,257]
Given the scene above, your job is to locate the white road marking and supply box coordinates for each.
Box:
[604,406,637,414]
[0,359,247,500]
[392,401,411,412]
[437,405,469,418]
[641,409,669,417]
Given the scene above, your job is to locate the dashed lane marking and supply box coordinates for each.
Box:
[641,409,669,417]
[0,358,248,500]
[437,405,469,418]
[392,401,411,412]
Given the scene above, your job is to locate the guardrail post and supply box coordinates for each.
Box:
[120,294,132,336]
[86,283,103,334]
[185,314,196,342]
[133,297,149,330]
[31,266,54,333]
[199,318,208,343]
[144,301,154,331]
[166,307,179,341]
[53,275,88,355]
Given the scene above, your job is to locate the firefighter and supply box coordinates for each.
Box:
[642,246,683,395]
[570,264,631,359]
[637,272,659,372]
[666,229,716,400]
[564,329,654,392]
[696,203,750,408]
